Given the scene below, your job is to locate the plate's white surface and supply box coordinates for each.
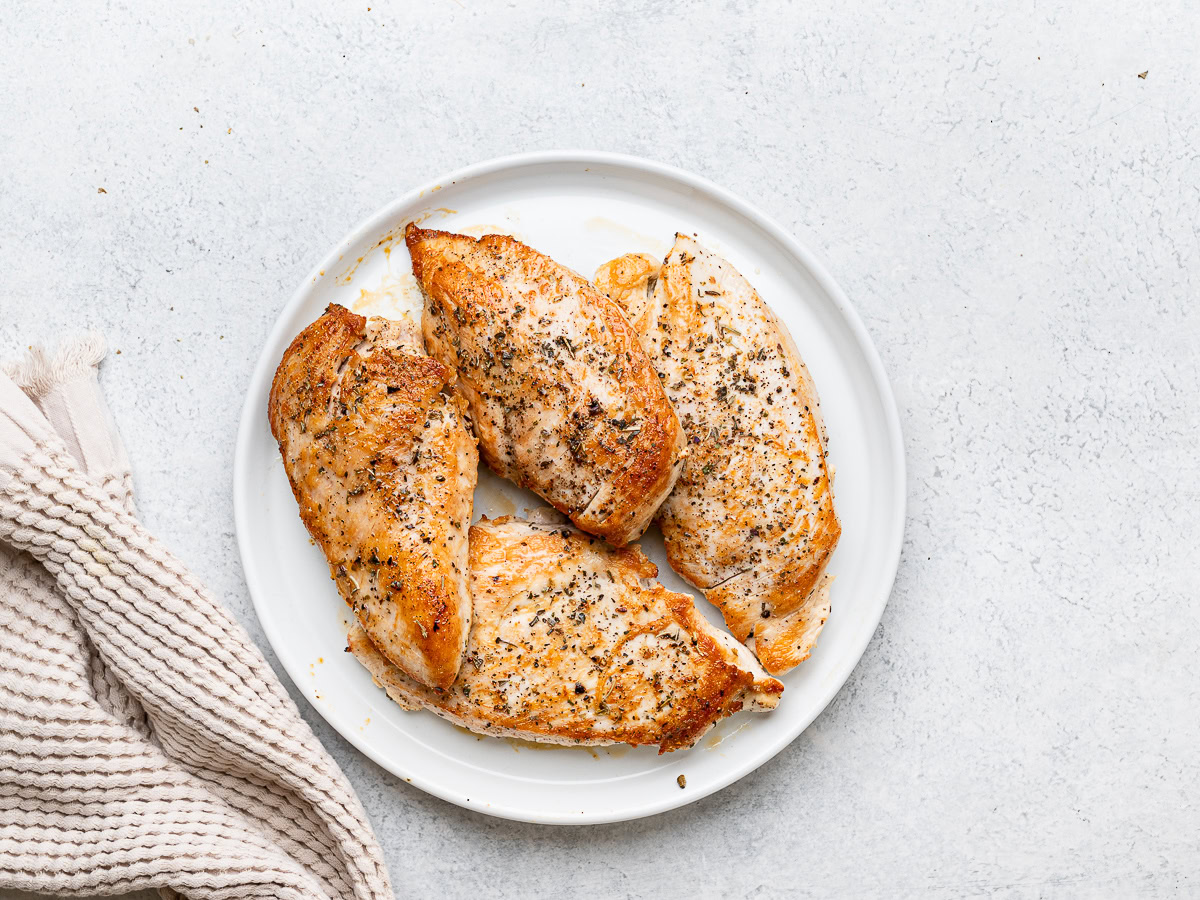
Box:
[233,151,905,824]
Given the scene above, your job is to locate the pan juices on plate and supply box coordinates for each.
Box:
[596,235,841,676]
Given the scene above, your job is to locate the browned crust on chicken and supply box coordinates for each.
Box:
[592,253,660,333]
[405,224,686,546]
[269,304,477,688]
[595,238,841,675]
[348,513,782,753]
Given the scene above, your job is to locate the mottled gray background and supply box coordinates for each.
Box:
[1,0,1197,898]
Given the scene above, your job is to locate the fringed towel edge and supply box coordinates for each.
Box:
[3,333,108,398]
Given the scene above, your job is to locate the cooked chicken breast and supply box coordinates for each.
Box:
[405,224,686,547]
[592,253,660,333]
[348,511,782,753]
[269,304,477,689]
[595,236,841,675]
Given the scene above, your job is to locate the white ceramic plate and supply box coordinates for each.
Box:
[234,151,905,824]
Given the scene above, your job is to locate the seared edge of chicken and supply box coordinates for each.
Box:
[347,511,782,753]
[404,224,686,546]
[592,253,660,333]
[595,236,841,675]
[268,304,477,688]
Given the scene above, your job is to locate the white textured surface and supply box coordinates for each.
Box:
[0,0,1196,897]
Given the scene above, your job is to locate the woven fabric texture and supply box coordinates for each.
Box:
[0,336,392,900]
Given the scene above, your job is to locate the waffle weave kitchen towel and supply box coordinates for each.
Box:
[0,335,393,900]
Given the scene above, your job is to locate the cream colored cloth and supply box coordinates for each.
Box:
[0,335,393,900]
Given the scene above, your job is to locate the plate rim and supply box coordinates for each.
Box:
[233,149,907,824]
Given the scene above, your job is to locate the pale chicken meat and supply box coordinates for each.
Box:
[348,512,782,753]
[269,304,477,689]
[595,236,841,675]
[405,224,686,547]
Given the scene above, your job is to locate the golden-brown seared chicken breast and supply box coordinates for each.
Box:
[595,236,840,675]
[404,224,686,547]
[269,304,477,688]
[348,511,782,753]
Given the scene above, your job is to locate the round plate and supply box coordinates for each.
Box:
[234,151,905,824]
